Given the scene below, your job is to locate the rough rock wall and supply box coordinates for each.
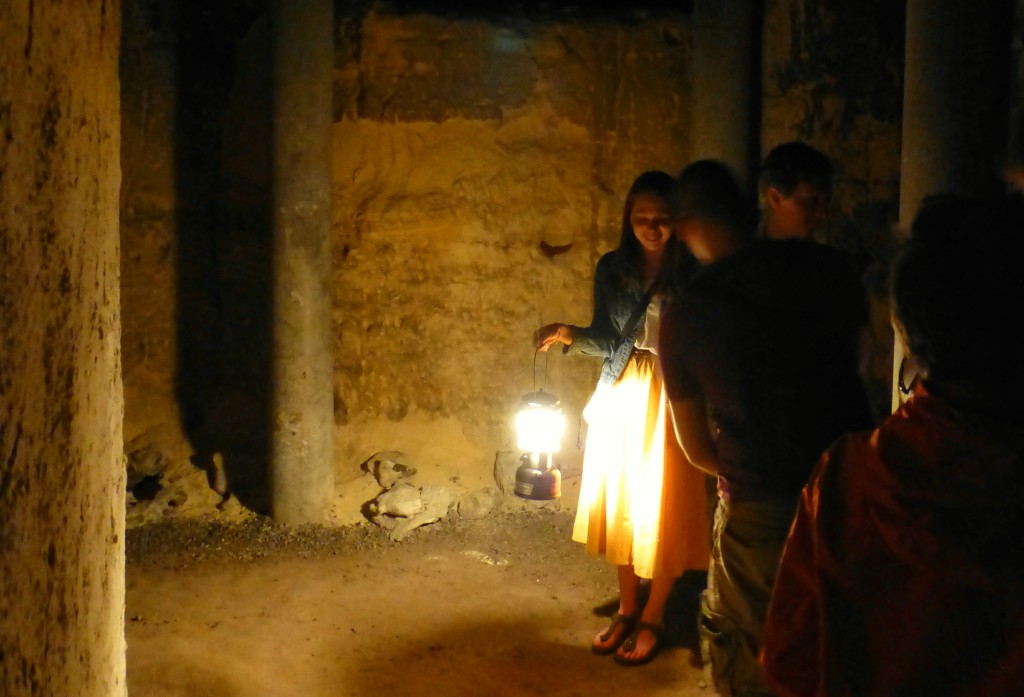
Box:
[331,9,692,488]
[0,2,126,696]
[120,2,694,512]
[761,0,906,418]
[119,1,987,519]
[119,0,178,438]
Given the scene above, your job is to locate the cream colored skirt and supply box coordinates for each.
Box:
[572,351,709,579]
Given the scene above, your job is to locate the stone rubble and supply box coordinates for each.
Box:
[122,431,561,539]
[362,450,417,489]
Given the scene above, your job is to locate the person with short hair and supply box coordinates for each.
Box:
[660,160,872,696]
[759,141,833,240]
[761,195,1024,697]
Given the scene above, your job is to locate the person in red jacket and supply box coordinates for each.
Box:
[761,194,1024,697]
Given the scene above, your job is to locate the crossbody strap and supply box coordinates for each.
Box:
[620,286,657,343]
[598,286,657,386]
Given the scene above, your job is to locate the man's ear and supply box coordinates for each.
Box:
[766,186,785,211]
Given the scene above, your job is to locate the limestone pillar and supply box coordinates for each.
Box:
[690,0,760,185]
[1,2,126,696]
[269,0,335,523]
[894,0,1014,409]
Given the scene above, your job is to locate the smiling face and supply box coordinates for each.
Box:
[630,193,674,255]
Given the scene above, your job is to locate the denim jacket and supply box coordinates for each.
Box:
[565,252,647,361]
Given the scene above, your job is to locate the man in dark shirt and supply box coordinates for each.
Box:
[758,141,833,241]
[659,160,872,697]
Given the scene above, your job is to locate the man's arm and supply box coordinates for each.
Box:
[668,396,719,475]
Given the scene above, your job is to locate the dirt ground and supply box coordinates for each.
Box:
[126,509,709,696]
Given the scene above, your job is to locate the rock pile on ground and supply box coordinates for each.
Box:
[362,451,506,540]
[123,425,563,540]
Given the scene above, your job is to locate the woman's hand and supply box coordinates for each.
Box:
[534,323,574,351]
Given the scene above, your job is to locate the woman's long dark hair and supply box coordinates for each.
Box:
[611,170,694,295]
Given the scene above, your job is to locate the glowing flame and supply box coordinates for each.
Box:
[514,399,565,454]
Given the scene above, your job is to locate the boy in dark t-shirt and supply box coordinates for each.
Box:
[659,161,872,697]
[758,141,833,241]
[661,239,872,501]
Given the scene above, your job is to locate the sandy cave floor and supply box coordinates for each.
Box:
[126,510,708,696]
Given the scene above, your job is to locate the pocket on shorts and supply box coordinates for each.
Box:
[699,593,737,694]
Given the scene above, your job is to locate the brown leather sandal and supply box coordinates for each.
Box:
[613,620,663,666]
[591,613,637,655]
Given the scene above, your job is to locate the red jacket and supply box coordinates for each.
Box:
[762,387,1024,696]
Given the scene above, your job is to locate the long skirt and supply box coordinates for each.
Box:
[572,350,709,579]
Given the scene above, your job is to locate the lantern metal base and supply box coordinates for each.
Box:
[514,453,561,501]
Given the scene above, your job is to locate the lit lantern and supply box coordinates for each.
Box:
[513,390,564,500]
[514,390,565,453]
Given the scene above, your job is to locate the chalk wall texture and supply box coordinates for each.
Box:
[0,1,126,695]
[119,1,914,521]
[331,10,693,493]
[119,4,695,516]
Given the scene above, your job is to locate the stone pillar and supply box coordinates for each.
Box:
[690,0,760,186]
[269,0,335,523]
[1,3,126,696]
[894,0,1014,409]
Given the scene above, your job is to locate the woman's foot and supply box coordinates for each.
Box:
[591,613,636,655]
[614,621,662,666]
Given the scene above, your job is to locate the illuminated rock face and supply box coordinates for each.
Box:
[120,4,695,509]
[330,11,695,494]
[124,1,1007,516]
[0,3,126,696]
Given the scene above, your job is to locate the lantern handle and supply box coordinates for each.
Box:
[533,346,550,392]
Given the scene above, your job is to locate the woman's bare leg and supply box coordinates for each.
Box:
[592,565,641,650]
[616,564,642,616]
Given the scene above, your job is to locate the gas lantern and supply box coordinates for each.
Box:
[512,351,565,500]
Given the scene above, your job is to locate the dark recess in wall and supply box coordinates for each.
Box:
[169,0,273,512]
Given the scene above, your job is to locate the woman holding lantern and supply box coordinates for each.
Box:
[534,170,709,666]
